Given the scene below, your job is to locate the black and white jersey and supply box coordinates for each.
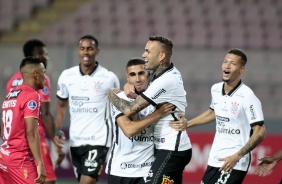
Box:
[208,81,264,171]
[141,63,192,151]
[106,92,155,177]
[56,62,120,147]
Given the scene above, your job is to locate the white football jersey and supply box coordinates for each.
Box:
[56,63,120,147]
[106,92,156,177]
[208,81,264,171]
[141,64,192,151]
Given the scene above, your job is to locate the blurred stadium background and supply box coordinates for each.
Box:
[0,0,281,183]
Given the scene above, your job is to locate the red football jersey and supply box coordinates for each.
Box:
[0,84,41,167]
[6,71,51,135]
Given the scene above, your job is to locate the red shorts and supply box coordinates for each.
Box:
[40,135,56,181]
[0,164,37,184]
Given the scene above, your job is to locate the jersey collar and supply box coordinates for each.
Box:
[79,61,99,76]
[222,80,242,96]
[151,63,174,82]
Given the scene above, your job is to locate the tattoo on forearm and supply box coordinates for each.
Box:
[239,134,264,157]
[108,90,144,114]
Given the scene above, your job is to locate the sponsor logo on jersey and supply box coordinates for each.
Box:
[230,101,239,114]
[27,100,37,110]
[2,100,17,109]
[120,162,127,169]
[129,135,154,142]
[71,96,89,100]
[6,90,21,99]
[71,107,98,113]
[93,81,103,92]
[151,89,166,99]
[217,127,240,134]
[73,136,95,141]
[216,115,230,122]
[120,161,153,169]
[250,105,256,120]
[11,78,23,87]
[41,86,49,95]
[154,137,166,143]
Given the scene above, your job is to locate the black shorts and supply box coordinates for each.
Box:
[70,145,109,181]
[143,148,192,184]
[202,165,247,184]
[108,175,144,184]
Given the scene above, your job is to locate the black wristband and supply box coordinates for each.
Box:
[55,127,63,137]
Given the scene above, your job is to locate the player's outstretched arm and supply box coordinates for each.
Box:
[117,103,175,138]
[187,109,216,128]
[219,124,266,173]
[41,101,55,140]
[170,109,215,130]
[25,117,46,183]
[108,89,149,117]
[255,148,282,176]
[53,99,67,148]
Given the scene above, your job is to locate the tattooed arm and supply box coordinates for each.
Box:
[108,89,150,117]
[219,124,266,173]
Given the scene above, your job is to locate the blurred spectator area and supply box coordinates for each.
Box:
[0,0,49,32]
[0,0,282,49]
[35,0,282,48]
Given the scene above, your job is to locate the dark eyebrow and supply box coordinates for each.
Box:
[129,72,137,76]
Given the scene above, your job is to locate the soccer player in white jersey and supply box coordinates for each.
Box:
[171,48,266,184]
[108,36,192,184]
[106,58,175,184]
[53,35,120,184]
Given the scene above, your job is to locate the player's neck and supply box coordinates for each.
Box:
[224,78,241,94]
[23,81,37,90]
[155,61,170,76]
[80,62,97,75]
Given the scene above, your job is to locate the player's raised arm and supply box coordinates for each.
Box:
[108,89,149,117]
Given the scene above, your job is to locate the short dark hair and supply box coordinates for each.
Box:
[20,56,42,70]
[227,48,247,66]
[149,35,173,54]
[23,39,46,57]
[79,35,99,47]
[126,58,145,68]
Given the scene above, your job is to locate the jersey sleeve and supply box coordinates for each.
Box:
[243,93,264,126]
[56,70,69,100]
[22,92,41,119]
[141,76,173,106]
[210,85,215,110]
[37,75,51,102]
[109,71,120,89]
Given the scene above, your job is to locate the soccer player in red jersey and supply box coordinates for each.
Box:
[0,56,46,184]
[5,39,64,184]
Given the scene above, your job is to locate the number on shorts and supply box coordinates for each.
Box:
[216,170,230,184]
[88,149,98,161]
